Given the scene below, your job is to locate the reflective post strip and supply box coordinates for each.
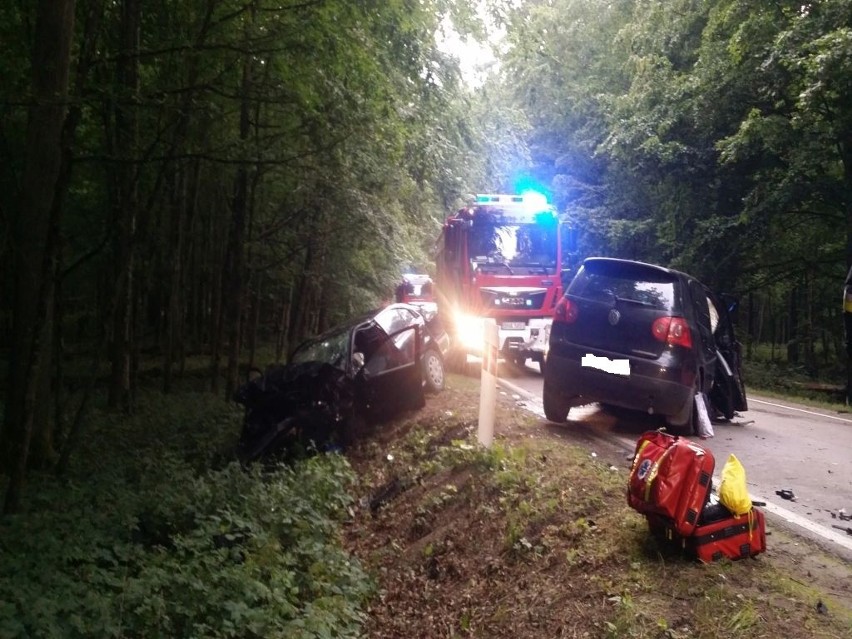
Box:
[478,319,498,448]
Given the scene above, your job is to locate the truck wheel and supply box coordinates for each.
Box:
[422,348,445,393]
[543,385,570,423]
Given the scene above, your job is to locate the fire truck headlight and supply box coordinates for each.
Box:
[456,313,485,352]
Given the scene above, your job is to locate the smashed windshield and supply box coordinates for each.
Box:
[468,221,558,274]
[290,324,351,369]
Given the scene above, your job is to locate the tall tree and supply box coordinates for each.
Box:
[2,0,76,513]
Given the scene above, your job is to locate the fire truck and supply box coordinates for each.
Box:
[435,193,563,372]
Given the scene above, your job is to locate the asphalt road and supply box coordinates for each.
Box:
[487,359,852,561]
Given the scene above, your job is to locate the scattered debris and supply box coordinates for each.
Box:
[832,524,852,536]
[816,600,829,615]
[775,489,796,501]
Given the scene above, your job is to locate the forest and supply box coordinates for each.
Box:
[2,1,852,635]
[1,0,851,519]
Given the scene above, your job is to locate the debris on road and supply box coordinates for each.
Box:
[831,508,851,521]
[775,489,797,501]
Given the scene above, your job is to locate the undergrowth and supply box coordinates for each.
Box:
[0,390,372,639]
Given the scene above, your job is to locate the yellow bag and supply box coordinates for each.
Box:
[718,454,752,517]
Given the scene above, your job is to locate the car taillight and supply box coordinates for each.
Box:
[553,297,578,324]
[651,316,692,348]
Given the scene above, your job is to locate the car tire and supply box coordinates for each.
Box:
[513,355,526,369]
[543,385,570,423]
[710,369,735,421]
[422,348,445,393]
[667,388,699,436]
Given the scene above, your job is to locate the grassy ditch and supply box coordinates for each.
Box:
[0,391,371,639]
[344,377,852,639]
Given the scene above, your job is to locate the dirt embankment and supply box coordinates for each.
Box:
[342,376,852,638]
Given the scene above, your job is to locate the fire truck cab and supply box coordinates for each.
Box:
[435,193,563,372]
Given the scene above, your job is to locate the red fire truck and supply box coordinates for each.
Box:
[435,193,563,372]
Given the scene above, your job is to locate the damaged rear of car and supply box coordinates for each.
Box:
[234,304,447,463]
[543,257,747,434]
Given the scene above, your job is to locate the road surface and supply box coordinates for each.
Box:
[487,359,852,561]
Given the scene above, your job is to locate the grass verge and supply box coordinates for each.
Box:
[344,376,852,639]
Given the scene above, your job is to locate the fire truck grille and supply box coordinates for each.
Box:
[480,290,547,311]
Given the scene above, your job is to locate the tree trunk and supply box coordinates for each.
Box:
[842,140,852,403]
[108,0,141,412]
[275,287,293,362]
[223,18,256,397]
[163,169,184,394]
[787,286,798,365]
[2,0,76,513]
[247,272,262,372]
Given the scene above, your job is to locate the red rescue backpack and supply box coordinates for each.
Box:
[627,430,715,537]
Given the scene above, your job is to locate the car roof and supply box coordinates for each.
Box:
[294,303,425,348]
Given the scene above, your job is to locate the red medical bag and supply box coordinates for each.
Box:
[646,504,767,562]
[690,505,767,562]
[627,430,715,536]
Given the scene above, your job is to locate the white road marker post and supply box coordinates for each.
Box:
[478,319,498,448]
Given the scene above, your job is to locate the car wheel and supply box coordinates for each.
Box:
[543,385,570,423]
[667,388,699,436]
[513,355,526,369]
[535,354,546,375]
[710,370,735,421]
[422,348,445,393]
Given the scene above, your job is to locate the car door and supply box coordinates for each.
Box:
[353,320,425,419]
[706,290,748,418]
[688,279,718,369]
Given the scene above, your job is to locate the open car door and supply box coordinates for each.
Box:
[708,293,748,420]
[353,322,425,419]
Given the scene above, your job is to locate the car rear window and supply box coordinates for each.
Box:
[569,262,676,312]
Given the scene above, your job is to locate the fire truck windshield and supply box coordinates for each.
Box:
[468,222,558,275]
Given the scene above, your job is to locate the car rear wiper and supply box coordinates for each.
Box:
[614,296,658,308]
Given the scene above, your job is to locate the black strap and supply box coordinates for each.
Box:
[693,521,751,546]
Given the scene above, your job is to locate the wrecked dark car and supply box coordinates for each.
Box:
[234,303,450,463]
[543,257,747,434]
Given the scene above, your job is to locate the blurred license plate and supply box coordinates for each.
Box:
[502,321,525,330]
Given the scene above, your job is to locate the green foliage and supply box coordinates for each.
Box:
[0,392,371,638]
[495,0,852,373]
